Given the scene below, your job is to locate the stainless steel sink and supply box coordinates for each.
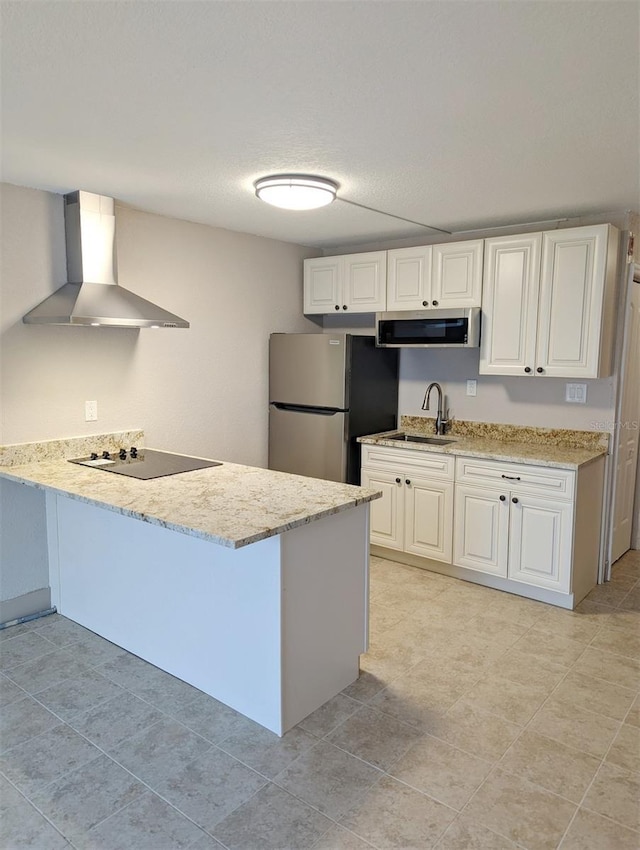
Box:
[386,434,457,446]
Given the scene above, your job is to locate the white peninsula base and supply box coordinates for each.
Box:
[47,494,369,736]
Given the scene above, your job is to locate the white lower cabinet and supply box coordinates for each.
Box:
[361,468,404,551]
[453,457,576,594]
[405,475,454,562]
[453,482,573,592]
[362,443,606,608]
[361,445,453,563]
[453,484,509,577]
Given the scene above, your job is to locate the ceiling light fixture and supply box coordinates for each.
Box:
[254,174,338,210]
[253,172,452,234]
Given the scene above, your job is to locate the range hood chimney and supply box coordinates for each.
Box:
[23,191,189,328]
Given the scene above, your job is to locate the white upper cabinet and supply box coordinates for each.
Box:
[303,252,386,314]
[480,224,619,378]
[303,257,341,314]
[432,240,483,307]
[387,240,483,311]
[536,226,617,378]
[480,233,542,376]
[343,252,387,312]
[386,246,432,310]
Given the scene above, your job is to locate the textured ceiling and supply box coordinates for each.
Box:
[1,1,638,249]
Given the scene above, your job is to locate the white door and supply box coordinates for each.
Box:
[536,225,609,378]
[479,234,542,376]
[453,484,509,576]
[404,476,453,563]
[303,257,342,314]
[508,493,572,592]
[432,240,483,308]
[361,468,404,550]
[343,252,387,312]
[611,269,640,563]
[386,246,432,310]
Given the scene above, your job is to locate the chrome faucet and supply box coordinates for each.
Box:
[422,382,449,435]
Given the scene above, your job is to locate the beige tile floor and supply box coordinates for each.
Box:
[1,550,639,850]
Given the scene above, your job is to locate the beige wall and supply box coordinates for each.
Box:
[0,183,318,466]
[323,317,616,431]
[399,349,615,430]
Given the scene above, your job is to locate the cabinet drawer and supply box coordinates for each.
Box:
[361,444,454,479]
[455,456,575,499]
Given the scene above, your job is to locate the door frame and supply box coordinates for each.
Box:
[604,257,640,576]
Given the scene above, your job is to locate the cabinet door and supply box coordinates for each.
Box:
[508,493,572,592]
[479,233,542,376]
[343,252,387,312]
[361,468,404,550]
[432,240,483,308]
[404,476,453,563]
[303,257,342,314]
[453,484,509,576]
[536,225,610,378]
[386,246,432,311]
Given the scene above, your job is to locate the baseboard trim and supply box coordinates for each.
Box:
[0,588,52,626]
[370,545,575,610]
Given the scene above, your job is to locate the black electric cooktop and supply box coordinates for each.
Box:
[68,448,222,480]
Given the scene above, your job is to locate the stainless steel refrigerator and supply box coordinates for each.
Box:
[269,333,399,484]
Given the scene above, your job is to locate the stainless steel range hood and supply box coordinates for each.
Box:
[23,191,189,328]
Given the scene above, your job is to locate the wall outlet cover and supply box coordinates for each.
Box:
[565,383,587,404]
[85,400,98,421]
[466,379,477,397]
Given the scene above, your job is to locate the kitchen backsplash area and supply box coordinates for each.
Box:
[399,347,615,432]
[399,415,610,450]
[0,430,145,466]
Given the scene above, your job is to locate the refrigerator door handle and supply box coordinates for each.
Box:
[271,403,342,415]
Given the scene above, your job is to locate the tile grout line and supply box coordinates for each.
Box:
[448,604,637,847]
[3,571,637,849]
[0,770,72,847]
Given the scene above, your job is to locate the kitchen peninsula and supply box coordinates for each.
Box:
[0,434,381,735]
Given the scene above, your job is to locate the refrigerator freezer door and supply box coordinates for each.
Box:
[269,405,348,482]
[269,334,348,409]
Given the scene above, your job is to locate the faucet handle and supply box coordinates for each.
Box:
[437,408,450,435]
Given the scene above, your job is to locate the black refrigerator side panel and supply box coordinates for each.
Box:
[345,335,399,484]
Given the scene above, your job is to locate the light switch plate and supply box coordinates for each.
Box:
[466,379,477,397]
[565,383,587,404]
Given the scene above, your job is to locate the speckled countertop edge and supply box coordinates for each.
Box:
[0,431,145,466]
[359,419,608,470]
[0,454,381,549]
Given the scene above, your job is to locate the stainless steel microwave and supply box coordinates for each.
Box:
[375,307,481,348]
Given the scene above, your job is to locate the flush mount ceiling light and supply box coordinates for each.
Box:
[254,174,338,210]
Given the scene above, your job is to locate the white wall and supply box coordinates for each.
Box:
[0,480,48,604]
[399,349,615,431]
[0,183,318,465]
[321,318,616,431]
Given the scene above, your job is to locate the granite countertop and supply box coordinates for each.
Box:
[359,430,607,470]
[0,453,381,549]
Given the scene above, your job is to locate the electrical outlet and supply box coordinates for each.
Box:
[85,400,98,421]
[565,383,587,404]
[466,379,477,397]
